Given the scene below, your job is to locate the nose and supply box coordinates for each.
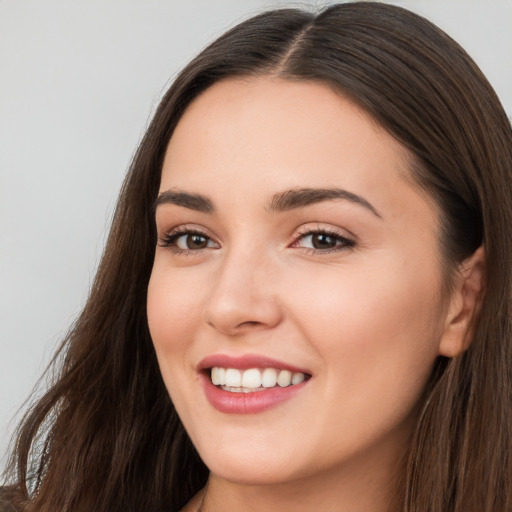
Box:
[202,248,283,336]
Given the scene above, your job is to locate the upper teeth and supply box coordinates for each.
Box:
[210,367,306,391]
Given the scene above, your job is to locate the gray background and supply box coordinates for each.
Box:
[1,0,511,471]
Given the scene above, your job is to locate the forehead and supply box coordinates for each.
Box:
[161,77,436,226]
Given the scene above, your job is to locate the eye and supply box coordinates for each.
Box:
[175,233,213,250]
[159,228,219,253]
[292,229,355,253]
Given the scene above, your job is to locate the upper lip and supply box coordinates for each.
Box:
[197,353,311,375]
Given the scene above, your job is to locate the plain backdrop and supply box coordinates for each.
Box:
[1,0,511,471]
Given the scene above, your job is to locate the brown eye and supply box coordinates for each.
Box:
[159,229,219,252]
[311,233,339,249]
[294,230,355,253]
[188,234,208,249]
[176,233,211,250]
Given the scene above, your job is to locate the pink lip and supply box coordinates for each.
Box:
[200,374,309,414]
[198,353,311,415]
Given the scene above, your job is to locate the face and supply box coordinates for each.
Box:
[147,78,452,486]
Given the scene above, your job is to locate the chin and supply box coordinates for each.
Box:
[205,456,300,486]
[194,435,310,485]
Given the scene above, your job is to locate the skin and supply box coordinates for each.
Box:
[147,77,481,512]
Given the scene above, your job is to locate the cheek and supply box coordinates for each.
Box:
[286,254,443,399]
[282,257,444,462]
[147,262,214,425]
[292,252,439,329]
[147,262,207,362]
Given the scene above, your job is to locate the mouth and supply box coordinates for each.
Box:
[209,366,310,393]
[198,354,312,414]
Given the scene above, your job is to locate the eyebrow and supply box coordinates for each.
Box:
[155,189,214,213]
[155,186,381,218]
[269,187,382,218]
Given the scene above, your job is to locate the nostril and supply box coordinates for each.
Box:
[202,286,283,335]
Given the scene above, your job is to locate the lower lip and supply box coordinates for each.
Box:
[200,373,309,414]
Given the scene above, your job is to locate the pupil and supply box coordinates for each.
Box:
[312,233,336,249]
[188,235,207,249]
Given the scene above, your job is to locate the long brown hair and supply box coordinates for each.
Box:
[2,3,512,511]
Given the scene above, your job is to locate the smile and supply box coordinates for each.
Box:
[199,354,312,414]
[211,367,307,392]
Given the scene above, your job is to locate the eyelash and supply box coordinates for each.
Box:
[292,227,356,254]
[158,226,217,255]
[158,226,356,255]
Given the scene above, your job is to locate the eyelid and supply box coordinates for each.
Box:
[294,223,355,239]
[158,223,217,240]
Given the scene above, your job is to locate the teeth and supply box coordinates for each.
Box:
[222,386,267,393]
[225,368,242,387]
[262,368,277,388]
[242,368,261,388]
[277,370,292,387]
[210,367,307,392]
[211,367,226,386]
[292,372,305,385]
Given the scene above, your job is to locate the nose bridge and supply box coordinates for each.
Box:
[203,239,282,334]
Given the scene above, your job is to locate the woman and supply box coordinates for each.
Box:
[2,2,511,511]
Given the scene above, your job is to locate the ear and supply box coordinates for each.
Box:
[438,246,486,358]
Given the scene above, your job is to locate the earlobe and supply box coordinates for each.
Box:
[438,246,486,358]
